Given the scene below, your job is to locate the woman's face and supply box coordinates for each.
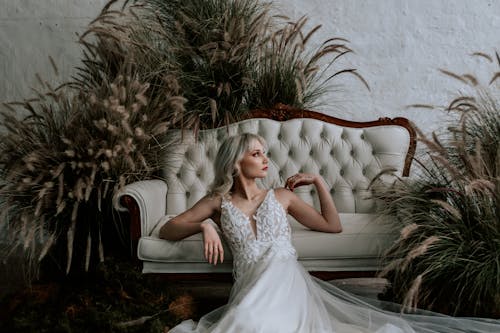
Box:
[237,139,268,179]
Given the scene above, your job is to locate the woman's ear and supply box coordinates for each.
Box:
[233,163,240,176]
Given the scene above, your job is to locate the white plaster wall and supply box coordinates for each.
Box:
[1,0,499,134]
[0,0,108,100]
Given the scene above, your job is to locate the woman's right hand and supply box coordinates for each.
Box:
[201,221,224,265]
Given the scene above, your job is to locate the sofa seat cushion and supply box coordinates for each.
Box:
[291,214,396,260]
[137,213,397,263]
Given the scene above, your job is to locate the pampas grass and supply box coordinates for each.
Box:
[0,2,186,276]
[246,15,369,110]
[372,54,500,317]
[149,0,271,129]
[125,0,366,129]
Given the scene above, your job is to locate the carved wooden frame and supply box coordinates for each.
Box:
[247,103,416,177]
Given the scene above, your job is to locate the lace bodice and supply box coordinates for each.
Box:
[220,189,297,279]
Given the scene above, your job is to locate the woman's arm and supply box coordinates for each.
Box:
[159,195,219,241]
[282,173,342,233]
[159,195,224,265]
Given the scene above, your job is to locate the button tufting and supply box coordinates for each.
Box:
[330,150,334,156]
[362,168,367,175]
[310,189,315,195]
[279,171,283,176]
[176,172,181,178]
[278,133,282,140]
[340,169,345,176]
[288,151,293,157]
[350,150,355,156]
[360,133,365,140]
[309,150,313,156]
[330,188,335,194]
[186,191,191,197]
[352,189,357,193]
[319,169,324,175]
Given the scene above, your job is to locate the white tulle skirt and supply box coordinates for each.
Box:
[169,253,499,333]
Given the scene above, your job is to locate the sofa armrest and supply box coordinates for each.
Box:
[114,179,168,245]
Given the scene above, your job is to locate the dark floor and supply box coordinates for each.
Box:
[328,277,388,299]
[172,277,388,301]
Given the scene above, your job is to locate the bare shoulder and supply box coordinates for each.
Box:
[273,187,295,210]
[197,193,223,212]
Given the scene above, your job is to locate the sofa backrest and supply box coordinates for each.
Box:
[161,106,415,222]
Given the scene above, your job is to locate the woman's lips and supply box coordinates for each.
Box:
[262,166,268,170]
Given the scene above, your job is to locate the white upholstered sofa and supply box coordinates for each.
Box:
[116,105,416,278]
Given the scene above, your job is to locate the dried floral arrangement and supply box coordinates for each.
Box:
[372,52,500,317]
[0,3,186,277]
[125,0,367,129]
[0,0,363,278]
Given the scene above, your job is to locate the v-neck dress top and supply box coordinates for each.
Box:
[220,189,297,280]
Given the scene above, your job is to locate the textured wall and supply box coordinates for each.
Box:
[0,0,108,100]
[1,0,499,133]
[272,0,500,132]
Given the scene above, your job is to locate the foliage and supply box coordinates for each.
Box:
[246,16,368,110]
[0,3,186,276]
[373,54,500,317]
[138,0,271,129]
[123,0,366,129]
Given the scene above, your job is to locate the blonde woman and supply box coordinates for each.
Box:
[161,133,499,333]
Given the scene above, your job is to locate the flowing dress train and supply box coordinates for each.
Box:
[169,189,500,333]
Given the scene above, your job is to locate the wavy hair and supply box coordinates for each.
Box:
[210,133,267,198]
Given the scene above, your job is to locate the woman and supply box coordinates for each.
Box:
[161,133,498,333]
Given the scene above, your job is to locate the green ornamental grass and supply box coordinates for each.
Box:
[373,56,500,317]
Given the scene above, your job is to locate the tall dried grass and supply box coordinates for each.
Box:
[0,2,185,276]
[246,15,369,109]
[372,54,500,317]
[128,0,367,129]
[124,0,272,130]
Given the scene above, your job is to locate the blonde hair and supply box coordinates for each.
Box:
[210,133,267,198]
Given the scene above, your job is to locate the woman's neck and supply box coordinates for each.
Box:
[232,178,263,200]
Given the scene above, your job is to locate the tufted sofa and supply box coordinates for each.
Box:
[116,105,416,277]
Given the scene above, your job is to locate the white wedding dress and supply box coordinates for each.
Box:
[169,189,499,333]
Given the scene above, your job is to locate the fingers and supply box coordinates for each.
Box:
[204,241,224,265]
[204,242,209,262]
[219,243,224,264]
[208,244,214,264]
[286,173,316,190]
[214,246,219,265]
[285,174,296,190]
[286,173,301,191]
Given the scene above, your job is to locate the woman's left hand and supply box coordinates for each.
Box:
[285,173,318,191]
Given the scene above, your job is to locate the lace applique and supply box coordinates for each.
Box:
[221,190,297,279]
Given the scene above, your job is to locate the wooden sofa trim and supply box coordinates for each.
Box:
[247,103,416,177]
[144,271,377,282]
[121,104,417,278]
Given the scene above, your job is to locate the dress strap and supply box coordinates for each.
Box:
[220,193,231,210]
